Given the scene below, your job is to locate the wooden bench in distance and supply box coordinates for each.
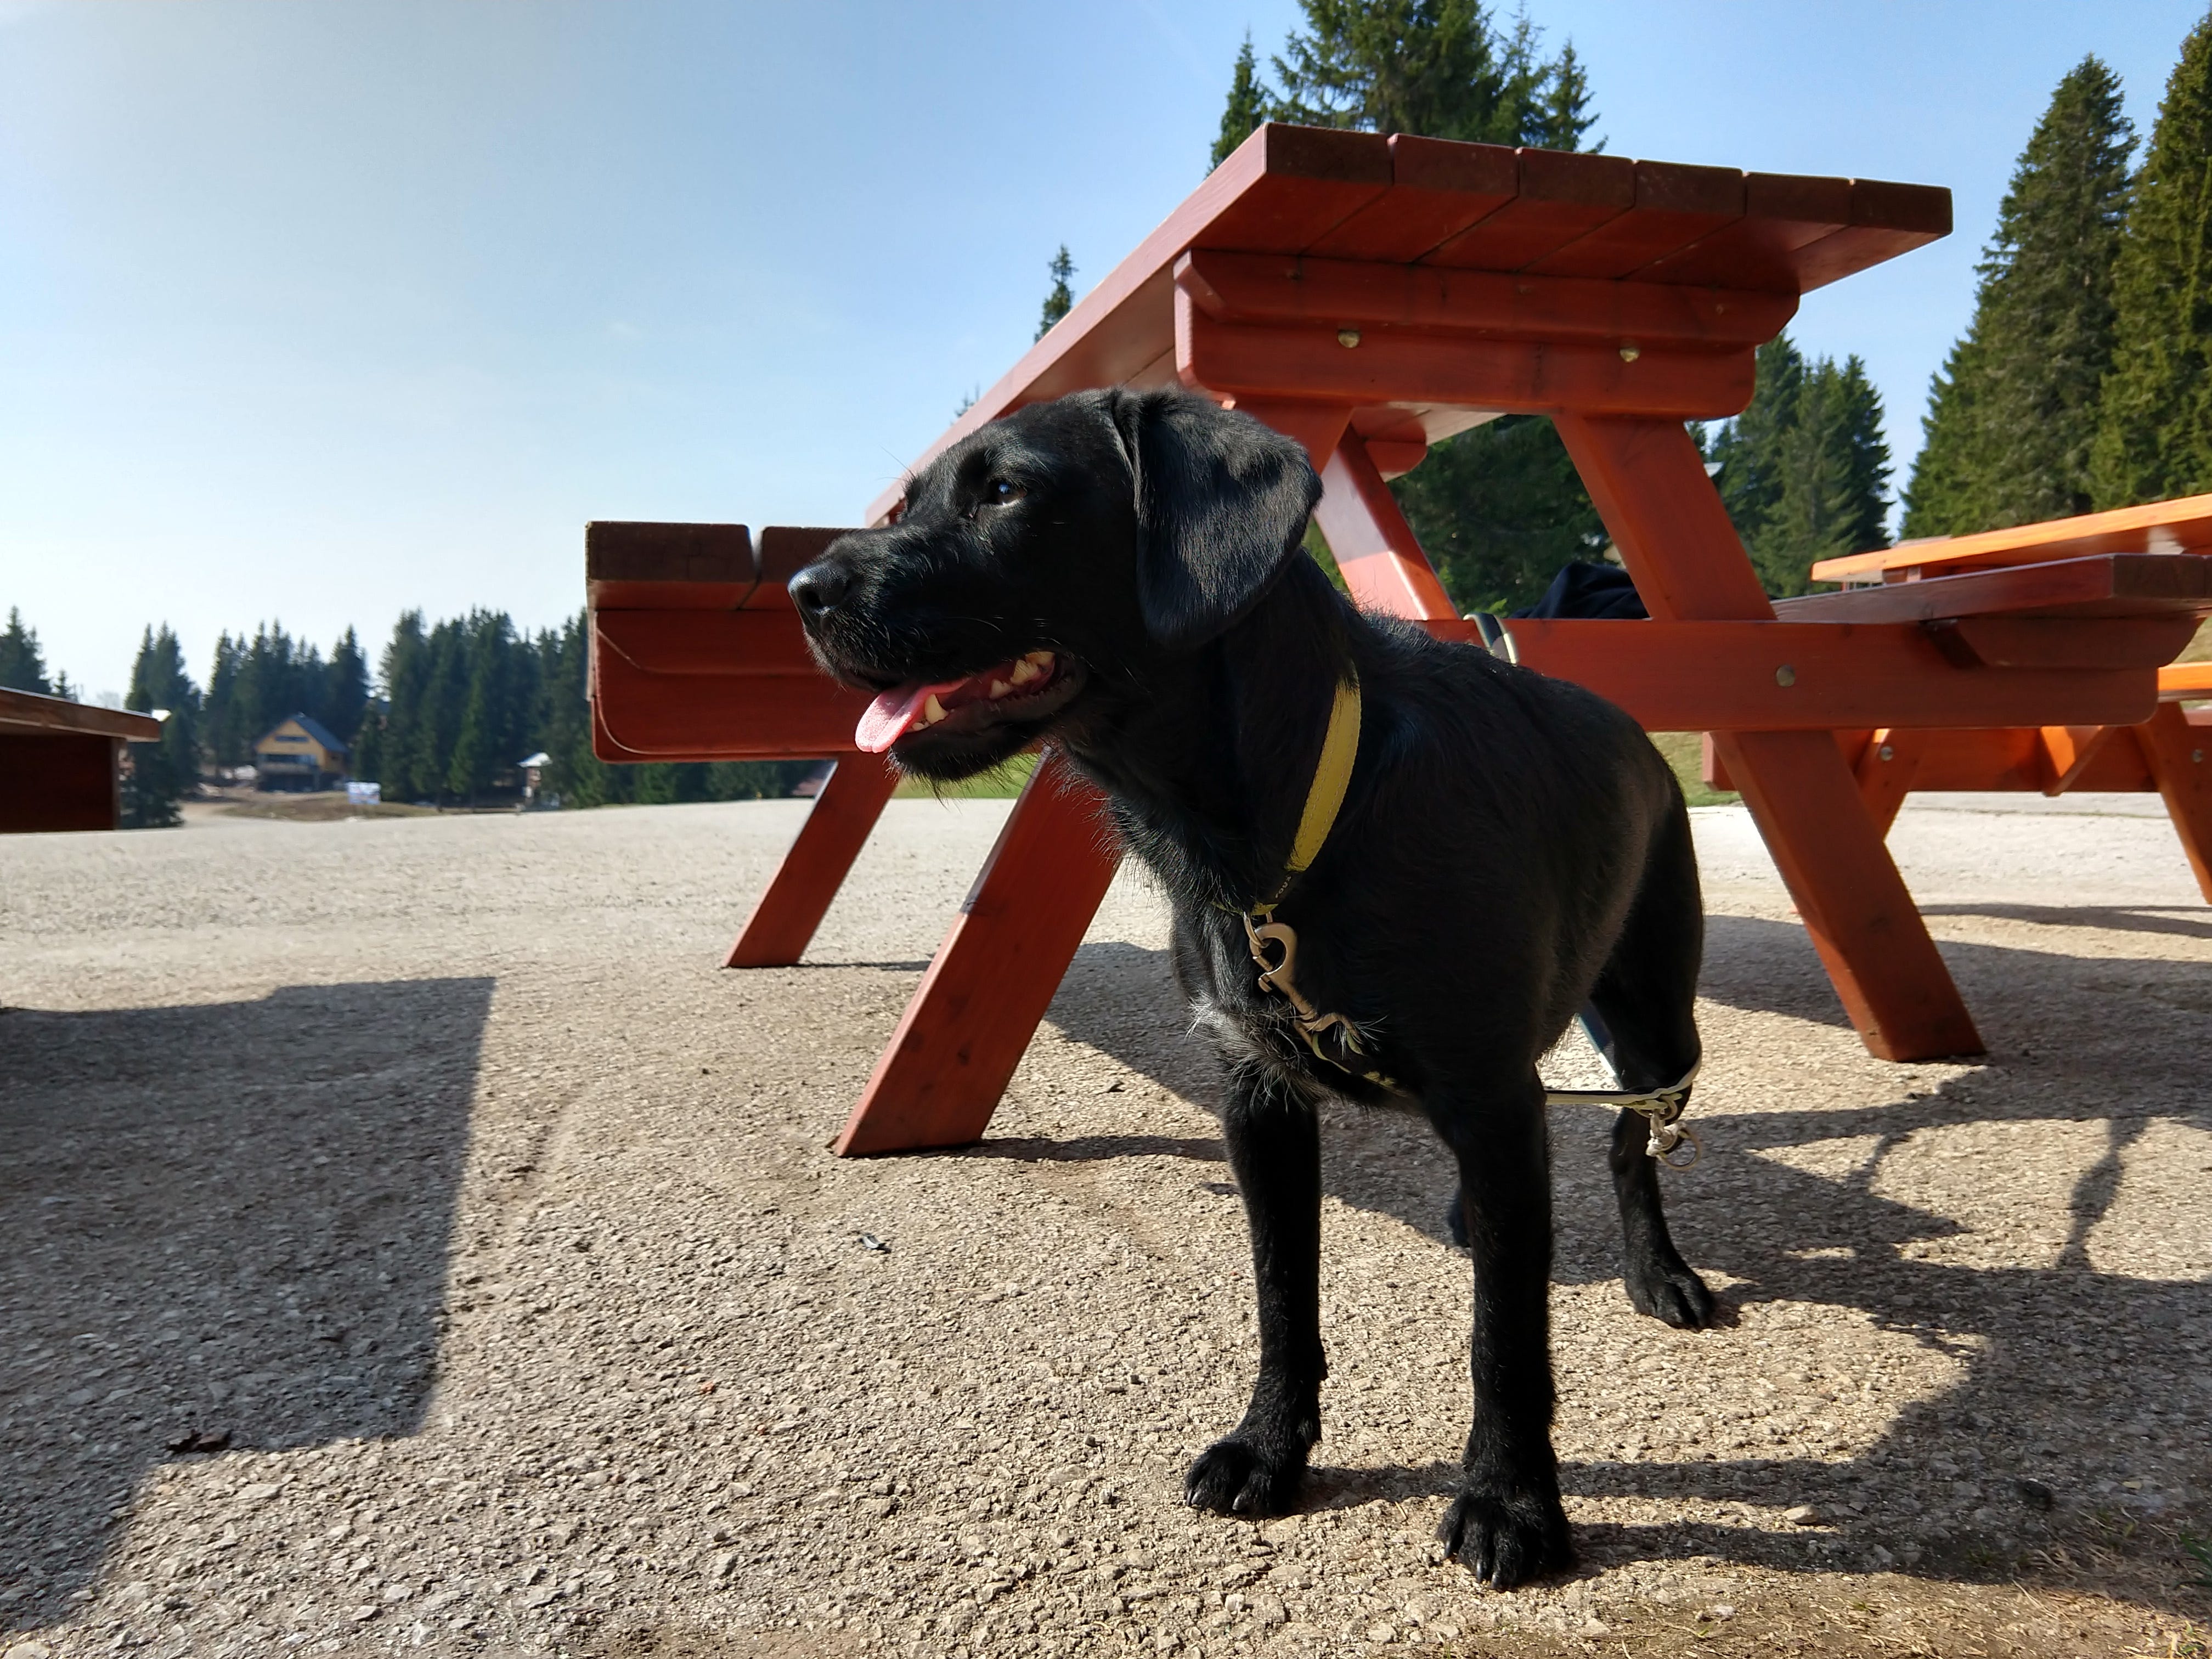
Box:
[0,689,162,834]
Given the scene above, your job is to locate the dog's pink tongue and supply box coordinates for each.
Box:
[855,679,967,753]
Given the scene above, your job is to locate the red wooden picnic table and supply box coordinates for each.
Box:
[587,123,2210,1157]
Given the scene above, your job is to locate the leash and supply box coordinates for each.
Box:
[1235,668,1701,1166]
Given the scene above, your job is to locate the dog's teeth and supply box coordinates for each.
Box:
[922,694,947,725]
[1022,650,1055,669]
[1008,659,1041,686]
[989,679,1013,698]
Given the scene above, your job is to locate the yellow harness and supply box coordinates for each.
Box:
[1238,669,1701,1166]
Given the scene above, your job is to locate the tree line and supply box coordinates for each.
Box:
[2,605,809,827]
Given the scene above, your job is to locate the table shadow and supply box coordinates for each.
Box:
[0,978,491,1633]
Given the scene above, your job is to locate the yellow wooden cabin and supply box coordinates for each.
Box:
[252,714,349,791]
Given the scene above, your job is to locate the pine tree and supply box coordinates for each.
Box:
[2094,12,2212,507]
[325,627,370,746]
[1392,416,1607,611]
[1905,58,2135,535]
[1711,335,1893,595]
[1036,246,1077,342]
[1271,0,1593,148]
[1712,336,1807,549]
[1211,32,1271,168]
[0,608,53,694]
[121,625,200,828]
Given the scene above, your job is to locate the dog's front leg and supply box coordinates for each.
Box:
[1184,1065,1323,1517]
[1431,1089,1574,1588]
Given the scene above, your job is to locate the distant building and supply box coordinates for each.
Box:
[253,714,349,792]
[518,751,552,807]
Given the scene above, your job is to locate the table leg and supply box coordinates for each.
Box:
[1314,435,1460,620]
[2134,702,2212,901]
[1556,414,1983,1062]
[833,754,1122,1156]
[725,754,900,968]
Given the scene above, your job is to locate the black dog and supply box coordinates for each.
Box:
[792,388,1713,1588]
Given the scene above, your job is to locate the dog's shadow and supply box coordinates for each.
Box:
[1026,918,2211,1601]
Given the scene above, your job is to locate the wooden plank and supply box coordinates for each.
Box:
[2135,702,2212,901]
[1422,147,1634,272]
[1317,435,1459,620]
[1524,160,1746,281]
[1639,172,1853,290]
[1554,413,1980,1062]
[1178,298,1757,420]
[745,526,856,611]
[1710,725,2160,795]
[833,755,1122,1155]
[0,732,121,833]
[0,686,162,743]
[1787,178,1954,293]
[1175,249,1796,348]
[586,521,756,610]
[595,608,822,676]
[2164,662,2212,698]
[726,754,900,968]
[589,652,866,759]
[1485,618,2158,731]
[1222,398,1352,470]
[1812,493,2212,582]
[1302,134,1520,263]
[1775,553,2212,624]
[1199,124,1393,253]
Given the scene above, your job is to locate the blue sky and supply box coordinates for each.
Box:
[3,0,2205,696]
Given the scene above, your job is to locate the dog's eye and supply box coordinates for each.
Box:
[984,479,1023,506]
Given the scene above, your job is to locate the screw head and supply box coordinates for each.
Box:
[1618,343,1641,363]
[1775,664,1797,687]
[1336,328,1361,349]
[2194,748,2205,763]
[1878,744,1895,761]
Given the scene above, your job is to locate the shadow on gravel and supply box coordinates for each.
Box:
[1039,924,2210,1606]
[1919,901,2212,943]
[0,978,492,1634]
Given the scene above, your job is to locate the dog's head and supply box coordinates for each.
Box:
[792,388,1321,780]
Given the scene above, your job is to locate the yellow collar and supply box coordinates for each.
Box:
[1253,673,1361,916]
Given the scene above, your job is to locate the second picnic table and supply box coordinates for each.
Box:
[586,124,2212,1156]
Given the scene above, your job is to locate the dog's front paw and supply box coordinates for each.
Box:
[1184,1434,1306,1516]
[1436,1485,1573,1589]
[1625,1258,1716,1328]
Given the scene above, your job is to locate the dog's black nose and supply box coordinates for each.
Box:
[788,561,851,620]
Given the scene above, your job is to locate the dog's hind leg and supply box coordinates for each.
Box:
[1429,1082,1575,1587]
[1184,1064,1324,1517]
[1586,805,1717,1329]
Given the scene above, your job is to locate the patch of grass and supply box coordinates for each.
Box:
[891,751,1039,800]
[1649,730,1739,808]
[2182,1529,2212,1590]
[2179,617,2212,664]
[216,795,442,822]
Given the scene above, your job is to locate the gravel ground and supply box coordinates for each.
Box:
[2,792,2208,1659]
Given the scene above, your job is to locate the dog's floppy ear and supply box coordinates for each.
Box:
[1109,390,1323,650]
